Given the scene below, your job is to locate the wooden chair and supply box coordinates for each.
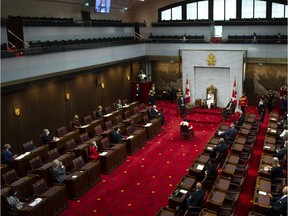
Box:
[180,125,194,140]
[203,84,217,109]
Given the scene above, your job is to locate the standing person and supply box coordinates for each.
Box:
[177,93,186,117]
[2,144,17,165]
[280,95,287,116]
[239,93,248,114]
[135,83,141,102]
[251,32,257,43]
[148,90,156,106]
[89,141,99,160]
[52,159,68,183]
[267,90,275,113]
[168,85,176,103]
[268,157,284,184]
[223,98,236,120]
[268,186,288,215]
[205,90,214,109]
[257,98,266,123]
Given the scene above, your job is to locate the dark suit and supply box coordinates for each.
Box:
[1,149,13,164]
[212,142,228,158]
[196,163,217,182]
[269,166,284,183]
[136,87,141,101]
[177,96,186,117]
[273,148,287,160]
[221,127,237,140]
[270,195,287,215]
[41,134,53,144]
[113,131,124,143]
[96,110,104,118]
[52,165,67,183]
[223,100,236,119]
[186,189,206,207]
[151,108,165,125]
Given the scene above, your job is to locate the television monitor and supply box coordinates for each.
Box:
[95,0,111,13]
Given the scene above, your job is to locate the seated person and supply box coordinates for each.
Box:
[52,159,68,183]
[273,142,287,160]
[211,138,228,158]
[1,144,17,165]
[41,129,58,144]
[268,157,284,184]
[112,127,124,143]
[177,182,206,213]
[205,90,214,109]
[236,111,245,128]
[151,105,165,125]
[196,158,217,182]
[6,187,24,211]
[218,123,237,140]
[268,186,288,215]
[72,115,81,128]
[96,106,104,118]
[89,141,99,160]
[223,98,236,120]
[180,118,193,131]
[115,99,123,109]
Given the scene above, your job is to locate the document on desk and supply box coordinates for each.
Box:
[126,135,134,140]
[123,105,129,108]
[270,129,276,133]
[144,123,152,127]
[104,113,112,117]
[29,198,42,207]
[258,191,267,195]
[80,125,89,128]
[72,175,78,179]
[15,152,31,160]
[99,152,108,156]
[207,147,213,150]
[264,146,270,149]
[196,164,204,170]
[179,189,188,194]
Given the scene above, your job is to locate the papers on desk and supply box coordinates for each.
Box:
[29,198,42,207]
[196,164,204,170]
[53,137,60,141]
[264,146,271,149]
[144,123,152,127]
[179,189,188,194]
[72,175,78,179]
[259,191,267,196]
[218,131,224,135]
[123,105,129,108]
[269,128,277,133]
[126,135,134,140]
[207,147,213,150]
[99,152,108,156]
[80,125,89,128]
[263,166,271,171]
[104,113,112,117]
[15,152,31,160]
[270,118,277,121]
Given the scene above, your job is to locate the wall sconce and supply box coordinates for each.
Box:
[101,83,105,89]
[65,93,70,100]
[14,107,21,116]
[127,75,130,81]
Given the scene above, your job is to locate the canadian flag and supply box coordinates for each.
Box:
[185,77,190,104]
[231,79,237,104]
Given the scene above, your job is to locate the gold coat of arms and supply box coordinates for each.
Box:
[207,53,216,66]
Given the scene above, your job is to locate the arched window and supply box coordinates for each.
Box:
[213,0,236,21]
[242,0,266,19]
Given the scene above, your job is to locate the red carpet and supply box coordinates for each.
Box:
[59,102,270,216]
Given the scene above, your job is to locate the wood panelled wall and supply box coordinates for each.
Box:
[1,62,140,154]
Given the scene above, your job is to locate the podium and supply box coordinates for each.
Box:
[132,81,152,104]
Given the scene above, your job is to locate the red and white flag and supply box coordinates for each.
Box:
[185,77,190,104]
[231,79,237,104]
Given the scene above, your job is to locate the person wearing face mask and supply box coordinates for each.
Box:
[41,129,57,144]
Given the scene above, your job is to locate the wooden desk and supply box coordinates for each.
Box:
[61,130,80,145]
[98,150,117,174]
[245,117,255,123]
[196,153,210,164]
[225,154,240,165]
[177,174,196,190]
[221,162,237,177]
[31,145,49,163]
[256,177,271,193]
[143,118,161,140]
[72,143,91,163]
[234,136,247,145]
[80,161,101,188]
[247,113,256,118]
[231,143,244,155]
[266,128,277,136]
[263,143,275,154]
[214,176,231,192]
[270,112,279,118]
[48,137,67,154]
[242,123,252,130]
[206,188,226,212]
[189,162,206,177]
[168,186,189,210]
[264,136,276,145]
[258,163,272,179]
[253,191,271,214]
[11,152,35,177]
[19,197,49,216]
[156,206,176,216]
[64,170,89,199]
[199,208,217,216]
[78,119,103,137]
[36,162,53,187]
[268,122,278,129]
[261,154,273,165]
[209,137,220,145]
[204,143,217,154]
[239,128,250,136]
[124,135,141,155]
